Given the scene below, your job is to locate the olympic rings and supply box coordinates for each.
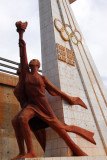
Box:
[54,19,82,45]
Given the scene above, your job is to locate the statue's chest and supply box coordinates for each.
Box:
[25,73,44,87]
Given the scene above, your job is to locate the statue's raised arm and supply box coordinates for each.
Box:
[15,21,29,74]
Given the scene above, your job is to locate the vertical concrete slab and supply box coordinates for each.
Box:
[39,0,107,157]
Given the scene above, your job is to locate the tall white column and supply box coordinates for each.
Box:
[39,0,107,157]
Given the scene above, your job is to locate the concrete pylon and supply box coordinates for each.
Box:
[39,0,107,157]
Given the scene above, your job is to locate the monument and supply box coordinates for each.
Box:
[1,0,107,160]
[39,0,107,158]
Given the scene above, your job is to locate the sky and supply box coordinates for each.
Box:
[0,0,107,88]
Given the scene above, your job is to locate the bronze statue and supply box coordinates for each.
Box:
[11,21,96,160]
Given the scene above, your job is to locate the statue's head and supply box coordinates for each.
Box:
[29,59,40,69]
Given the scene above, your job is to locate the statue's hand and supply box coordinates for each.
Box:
[19,39,26,48]
[68,96,88,109]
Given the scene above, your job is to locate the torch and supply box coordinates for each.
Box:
[15,21,28,40]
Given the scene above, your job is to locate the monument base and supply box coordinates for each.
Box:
[18,156,107,160]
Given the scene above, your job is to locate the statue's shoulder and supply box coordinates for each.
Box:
[41,75,48,82]
[41,75,46,80]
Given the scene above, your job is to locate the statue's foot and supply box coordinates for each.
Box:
[72,97,88,109]
[11,153,26,160]
[20,152,37,158]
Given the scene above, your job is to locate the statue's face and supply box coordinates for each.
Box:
[29,59,40,69]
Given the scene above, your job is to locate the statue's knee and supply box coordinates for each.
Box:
[18,116,28,125]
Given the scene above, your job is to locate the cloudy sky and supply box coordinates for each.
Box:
[0,0,107,88]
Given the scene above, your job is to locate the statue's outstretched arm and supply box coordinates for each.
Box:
[43,76,87,109]
[43,76,72,101]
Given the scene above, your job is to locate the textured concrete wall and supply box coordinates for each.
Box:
[0,72,44,160]
[0,72,19,160]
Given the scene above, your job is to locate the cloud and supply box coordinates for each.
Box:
[0,0,41,63]
[71,0,107,88]
[101,77,107,89]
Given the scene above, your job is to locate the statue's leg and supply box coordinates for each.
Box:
[49,119,88,156]
[11,110,26,160]
[33,129,46,152]
[17,106,37,158]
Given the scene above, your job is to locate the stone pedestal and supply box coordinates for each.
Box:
[18,156,107,160]
[39,0,107,157]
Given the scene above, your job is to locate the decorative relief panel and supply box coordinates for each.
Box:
[56,43,75,66]
[54,19,82,45]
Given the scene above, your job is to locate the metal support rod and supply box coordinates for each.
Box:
[0,69,17,75]
[0,57,42,75]
[0,57,19,65]
[38,69,42,73]
[0,63,18,70]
